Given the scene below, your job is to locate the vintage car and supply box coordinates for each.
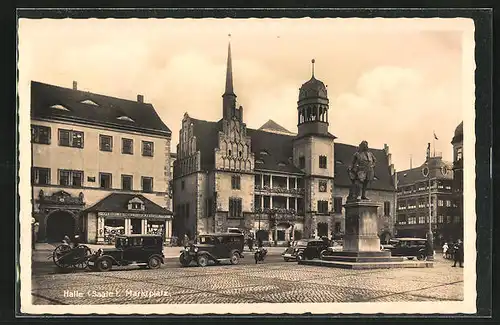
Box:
[179,233,245,267]
[385,237,428,260]
[319,240,344,258]
[88,234,165,271]
[281,238,329,261]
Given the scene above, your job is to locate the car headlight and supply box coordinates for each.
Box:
[194,247,199,253]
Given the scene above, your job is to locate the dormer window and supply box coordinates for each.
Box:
[80,99,99,106]
[50,104,70,111]
[128,197,145,211]
[277,162,287,167]
[117,116,135,123]
[335,160,343,165]
[255,159,264,164]
[260,150,269,156]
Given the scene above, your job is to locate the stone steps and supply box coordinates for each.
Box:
[298,259,434,269]
[322,255,405,263]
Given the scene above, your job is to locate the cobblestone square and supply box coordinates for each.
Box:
[32,257,463,305]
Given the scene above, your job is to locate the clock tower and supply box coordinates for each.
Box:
[293,59,336,238]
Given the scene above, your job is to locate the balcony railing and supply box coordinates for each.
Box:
[254,185,304,195]
[253,207,305,221]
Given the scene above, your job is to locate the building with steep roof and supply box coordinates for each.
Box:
[394,141,459,244]
[30,81,173,243]
[172,44,396,244]
[451,121,464,240]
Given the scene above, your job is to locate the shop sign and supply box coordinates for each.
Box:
[98,212,167,219]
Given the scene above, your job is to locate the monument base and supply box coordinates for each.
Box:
[298,199,433,269]
[298,258,434,269]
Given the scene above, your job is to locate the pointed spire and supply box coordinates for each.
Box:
[311,58,315,78]
[224,34,235,96]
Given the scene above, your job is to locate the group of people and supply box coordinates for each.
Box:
[442,239,464,267]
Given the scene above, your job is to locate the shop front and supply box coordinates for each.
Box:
[83,193,173,244]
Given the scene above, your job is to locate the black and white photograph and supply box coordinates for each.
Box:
[17,15,477,314]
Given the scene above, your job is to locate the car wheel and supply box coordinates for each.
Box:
[320,250,328,259]
[148,256,161,269]
[179,253,191,267]
[197,254,209,267]
[97,257,112,272]
[407,257,414,260]
[230,252,240,265]
[297,253,304,261]
[417,254,426,261]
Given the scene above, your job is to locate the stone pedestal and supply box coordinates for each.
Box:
[343,200,381,252]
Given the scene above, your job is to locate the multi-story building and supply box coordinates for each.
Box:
[30,81,173,244]
[394,147,457,244]
[172,42,396,244]
[451,121,464,241]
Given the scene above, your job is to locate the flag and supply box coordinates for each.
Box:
[433,131,438,140]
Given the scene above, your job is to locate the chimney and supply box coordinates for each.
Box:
[72,81,77,90]
[137,94,144,103]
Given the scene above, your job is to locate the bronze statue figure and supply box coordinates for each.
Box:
[347,140,377,201]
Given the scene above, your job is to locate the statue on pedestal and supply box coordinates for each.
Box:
[347,140,377,201]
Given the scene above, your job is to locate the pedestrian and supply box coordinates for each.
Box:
[442,242,449,259]
[257,237,263,248]
[452,239,464,267]
[183,234,189,246]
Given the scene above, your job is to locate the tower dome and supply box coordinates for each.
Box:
[299,76,327,101]
[296,59,330,136]
[298,59,328,101]
[451,121,463,144]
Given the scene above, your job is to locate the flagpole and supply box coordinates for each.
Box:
[432,130,435,157]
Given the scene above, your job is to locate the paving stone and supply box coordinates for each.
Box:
[405,283,464,301]
[303,276,440,294]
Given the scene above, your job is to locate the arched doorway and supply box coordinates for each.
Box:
[46,210,75,243]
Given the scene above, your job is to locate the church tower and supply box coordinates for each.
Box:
[222,39,243,121]
[293,59,336,239]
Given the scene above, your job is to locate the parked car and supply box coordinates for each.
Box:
[88,234,164,271]
[319,240,344,258]
[179,233,245,267]
[385,237,428,260]
[381,238,399,251]
[281,238,329,261]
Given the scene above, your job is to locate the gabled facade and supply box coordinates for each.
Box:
[172,43,396,245]
[31,81,173,244]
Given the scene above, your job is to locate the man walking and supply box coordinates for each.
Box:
[452,239,464,267]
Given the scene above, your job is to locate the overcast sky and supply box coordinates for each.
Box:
[18,18,473,171]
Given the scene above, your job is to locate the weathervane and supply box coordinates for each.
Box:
[311,58,315,77]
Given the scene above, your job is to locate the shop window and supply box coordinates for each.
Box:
[59,169,83,187]
[231,175,241,190]
[122,138,133,154]
[58,129,84,148]
[122,175,133,191]
[99,172,112,189]
[142,141,154,157]
[31,125,51,144]
[32,167,51,185]
[99,135,113,152]
[319,155,327,169]
[142,177,153,193]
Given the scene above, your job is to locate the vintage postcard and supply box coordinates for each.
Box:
[18,15,477,315]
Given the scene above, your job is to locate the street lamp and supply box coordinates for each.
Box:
[422,165,434,261]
